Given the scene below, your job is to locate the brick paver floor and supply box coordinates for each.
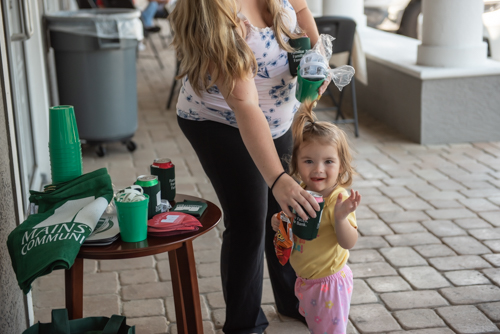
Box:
[32,33,500,333]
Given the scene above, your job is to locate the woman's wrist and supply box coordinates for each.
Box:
[270,171,287,191]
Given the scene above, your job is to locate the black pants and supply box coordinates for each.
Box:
[178,117,303,334]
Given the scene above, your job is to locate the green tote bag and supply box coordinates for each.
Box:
[23,309,135,334]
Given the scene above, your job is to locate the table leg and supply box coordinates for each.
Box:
[172,240,203,333]
[169,248,188,334]
[65,257,84,319]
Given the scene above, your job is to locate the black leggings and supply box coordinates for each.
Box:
[178,117,303,334]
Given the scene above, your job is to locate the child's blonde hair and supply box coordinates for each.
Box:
[290,101,355,187]
[169,0,302,97]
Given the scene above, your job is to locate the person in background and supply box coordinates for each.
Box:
[140,0,170,32]
[170,0,332,333]
[271,100,360,333]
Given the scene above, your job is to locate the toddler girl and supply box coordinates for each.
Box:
[272,101,361,333]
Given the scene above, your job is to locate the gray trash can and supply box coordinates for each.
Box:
[46,9,143,156]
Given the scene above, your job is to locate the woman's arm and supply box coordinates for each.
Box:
[289,0,320,46]
[289,0,332,95]
[216,75,320,220]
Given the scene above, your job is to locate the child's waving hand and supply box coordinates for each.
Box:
[334,190,361,222]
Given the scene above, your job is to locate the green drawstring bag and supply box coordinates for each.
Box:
[23,309,135,334]
[7,168,113,293]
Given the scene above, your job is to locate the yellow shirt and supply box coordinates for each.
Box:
[290,186,357,280]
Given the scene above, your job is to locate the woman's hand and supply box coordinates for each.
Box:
[318,71,332,97]
[272,173,320,220]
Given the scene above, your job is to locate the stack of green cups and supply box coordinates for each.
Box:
[295,66,325,103]
[48,105,83,184]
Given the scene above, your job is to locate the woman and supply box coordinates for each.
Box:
[170,0,330,332]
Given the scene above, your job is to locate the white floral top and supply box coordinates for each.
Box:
[176,0,300,139]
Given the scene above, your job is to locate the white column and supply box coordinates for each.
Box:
[322,0,367,27]
[306,0,323,17]
[417,0,487,67]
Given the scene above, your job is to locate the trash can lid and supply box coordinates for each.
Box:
[45,8,140,22]
[45,9,143,40]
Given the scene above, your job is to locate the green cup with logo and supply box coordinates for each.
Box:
[288,37,311,77]
[292,191,325,240]
[115,194,149,243]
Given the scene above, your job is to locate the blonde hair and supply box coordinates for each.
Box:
[290,101,355,188]
[169,0,302,97]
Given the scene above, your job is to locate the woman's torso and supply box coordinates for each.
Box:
[176,0,301,139]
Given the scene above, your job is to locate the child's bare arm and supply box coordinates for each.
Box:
[271,213,280,232]
[334,190,361,249]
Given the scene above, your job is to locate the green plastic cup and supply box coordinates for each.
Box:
[295,66,325,103]
[114,194,149,243]
[49,142,83,184]
[49,105,80,147]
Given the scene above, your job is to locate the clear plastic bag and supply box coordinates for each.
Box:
[299,34,355,91]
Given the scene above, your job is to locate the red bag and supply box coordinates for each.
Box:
[273,212,294,266]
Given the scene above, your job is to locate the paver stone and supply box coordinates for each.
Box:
[425,209,477,220]
[349,262,398,278]
[264,321,309,334]
[478,211,500,227]
[352,236,390,249]
[122,299,164,318]
[443,270,491,286]
[436,305,499,334]
[122,281,173,300]
[348,249,385,263]
[483,253,500,266]
[413,244,456,258]
[392,197,434,211]
[454,218,493,229]
[482,268,500,285]
[399,266,450,289]
[429,255,492,271]
[378,186,414,198]
[380,290,448,310]
[83,295,120,318]
[127,317,169,334]
[356,206,378,219]
[439,285,500,304]
[484,240,500,252]
[365,276,412,293]
[357,219,394,236]
[442,236,492,255]
[477,302,500,322]
[83,272,119,296]
[379,247,427,267]
[388,329,454,334]
[393,309,446,330]
[350,304,401,333]
[351,279,378,305]
[421,220,466,237]
[468,228,500,240]
[379,211,430,224]
[369,202,404,213]
[389,222,427,234]
[385,232,441,247]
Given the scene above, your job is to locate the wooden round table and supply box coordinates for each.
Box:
[65,194,221,334]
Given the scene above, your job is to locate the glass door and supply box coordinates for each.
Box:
[1,0,52,211]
